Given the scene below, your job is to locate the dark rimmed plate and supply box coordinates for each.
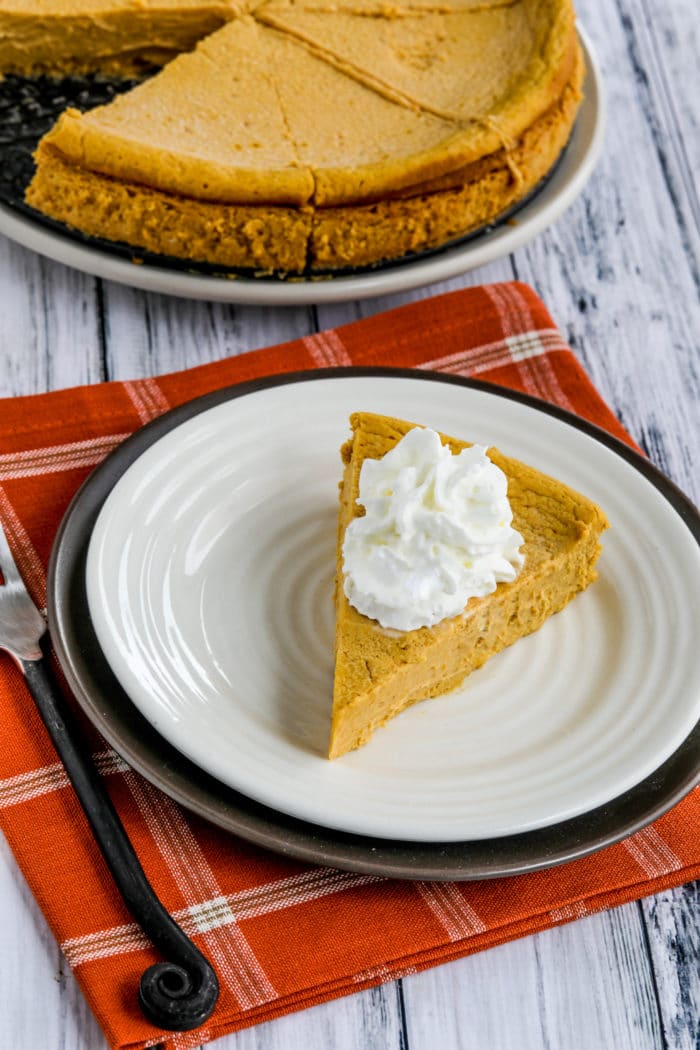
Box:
[47,368,700,879]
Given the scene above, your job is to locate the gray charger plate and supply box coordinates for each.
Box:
[47,369,700,880]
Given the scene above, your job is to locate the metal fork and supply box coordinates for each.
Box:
[0,520,219,1032]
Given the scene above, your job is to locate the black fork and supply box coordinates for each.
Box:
[0,519,219,1031]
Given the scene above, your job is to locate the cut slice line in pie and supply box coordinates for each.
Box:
[329,412,608,759]
[4,0,586,273]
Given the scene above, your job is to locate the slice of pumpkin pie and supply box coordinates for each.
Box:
[330,412,608,758]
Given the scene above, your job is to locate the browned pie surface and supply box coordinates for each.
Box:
[258,0,575,203]
[0,0,253,75]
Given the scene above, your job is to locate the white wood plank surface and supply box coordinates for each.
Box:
[0,0,698,1046]
[101,282,318,378]
[642,884,700,1050]
[0,238,102,394]
[402,906,664,1050]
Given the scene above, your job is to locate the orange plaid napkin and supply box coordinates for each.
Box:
[0,282,697,1050]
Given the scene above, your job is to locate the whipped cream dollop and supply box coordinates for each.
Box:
[342,427,524,631]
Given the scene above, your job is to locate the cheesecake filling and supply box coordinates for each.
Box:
[342,425,524,630]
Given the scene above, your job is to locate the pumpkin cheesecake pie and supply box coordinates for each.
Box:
[330,412,608,759]
[19,0,584,272]
[0,0,252,76]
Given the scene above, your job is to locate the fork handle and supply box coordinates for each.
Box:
[22,655,219,1033]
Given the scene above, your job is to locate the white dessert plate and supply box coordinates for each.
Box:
[0,32,604,305]
[81,372,700,843]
